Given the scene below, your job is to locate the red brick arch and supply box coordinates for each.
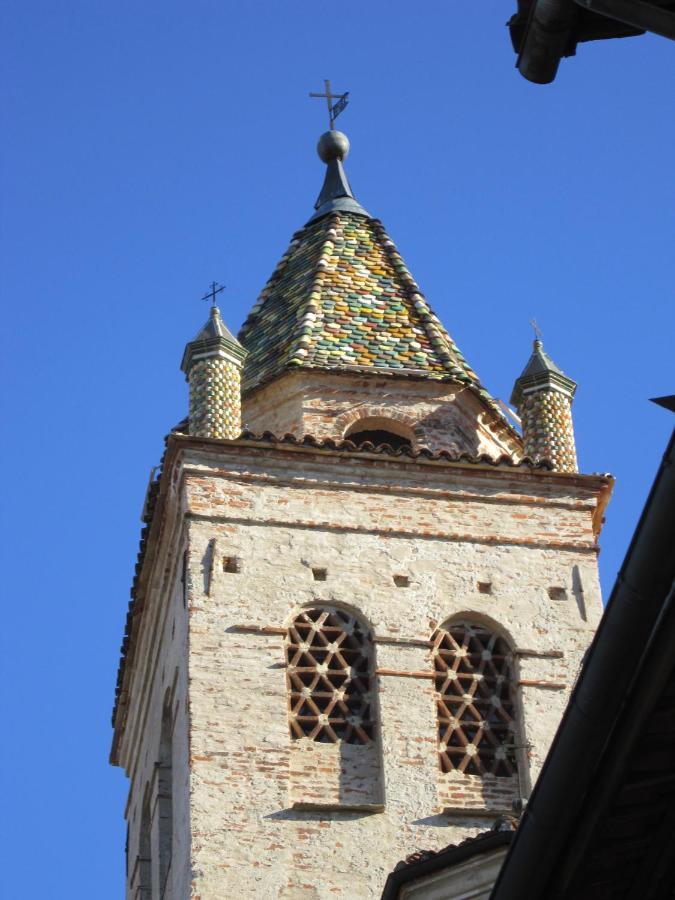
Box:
[335,408,423,448]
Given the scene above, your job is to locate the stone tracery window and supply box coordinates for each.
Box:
[432,621,517,777]
[285,606,374,744]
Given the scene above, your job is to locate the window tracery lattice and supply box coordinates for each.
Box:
[286,607,374,744]
[433,622,517,777]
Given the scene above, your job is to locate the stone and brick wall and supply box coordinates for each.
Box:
[117,439,605,899]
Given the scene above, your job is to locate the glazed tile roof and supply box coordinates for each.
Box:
[237,209,502,416]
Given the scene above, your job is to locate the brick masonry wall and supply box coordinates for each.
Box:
[242,371,522,459]
[288,740,384,810]
[164,444,606,899]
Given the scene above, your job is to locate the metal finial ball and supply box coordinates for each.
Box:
[317,130,350,163]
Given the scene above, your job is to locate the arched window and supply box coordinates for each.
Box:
[345,417,413,451]
[432,621,517,777]
[285,606,374,744]
[158,698,173,897]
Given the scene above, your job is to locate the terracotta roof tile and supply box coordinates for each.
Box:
[236,430,551,468]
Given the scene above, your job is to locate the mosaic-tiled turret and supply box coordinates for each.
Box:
[181,305,247,439]
[511,339,578,473]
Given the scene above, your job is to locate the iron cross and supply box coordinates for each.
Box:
[202,281,225,306]
[309,79,349,130]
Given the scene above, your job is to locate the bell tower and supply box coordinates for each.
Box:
[110,121,612,898]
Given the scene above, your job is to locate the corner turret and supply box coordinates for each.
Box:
[181,304,247,439]
[511,339,578,473]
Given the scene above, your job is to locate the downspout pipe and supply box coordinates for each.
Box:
[516,0,580,83]
[491,426,675,899]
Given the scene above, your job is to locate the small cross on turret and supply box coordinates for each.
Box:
[202,281,225,308]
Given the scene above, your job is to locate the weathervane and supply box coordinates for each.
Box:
[530,318,543,341]
[202,281,225,308]
[309,79,349,130]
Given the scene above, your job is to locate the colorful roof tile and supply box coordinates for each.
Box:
[237,131,504,419]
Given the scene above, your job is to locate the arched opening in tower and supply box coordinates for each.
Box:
[345,417,414,451]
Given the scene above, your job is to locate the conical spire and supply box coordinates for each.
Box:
[237,130,508,429]
[185,303,239,346]
[511,339,576,407]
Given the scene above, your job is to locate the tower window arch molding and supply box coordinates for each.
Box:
[431,617,522,805]
[284,603,384,809]
[285,605,375,744]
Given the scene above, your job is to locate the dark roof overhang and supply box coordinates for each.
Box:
[382,831,513,900]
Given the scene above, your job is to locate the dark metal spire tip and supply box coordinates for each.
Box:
[309,129,370,222]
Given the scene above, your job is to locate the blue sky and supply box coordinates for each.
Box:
[1,2,673,896]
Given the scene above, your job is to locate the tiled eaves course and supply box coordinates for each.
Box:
[111,431,614,757]
[235,430,548,467]
[237,210,512,431]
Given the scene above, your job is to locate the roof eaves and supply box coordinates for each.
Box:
[235,429,545,469]
[110,450,166,765]
[381,831,513,900]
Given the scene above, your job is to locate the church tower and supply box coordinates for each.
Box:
[111,121,612,899]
